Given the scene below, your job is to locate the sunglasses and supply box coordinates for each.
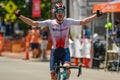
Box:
[56,9,65,13]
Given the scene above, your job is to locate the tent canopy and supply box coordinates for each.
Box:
[93,2,120,13]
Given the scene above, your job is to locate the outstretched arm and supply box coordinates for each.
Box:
[80,10,102,25]
[80,14,97,25]
[15,9,39,27]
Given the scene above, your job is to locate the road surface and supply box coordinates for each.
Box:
[0,57,120,80]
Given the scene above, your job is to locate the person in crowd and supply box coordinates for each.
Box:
[14,1,102,80]
[68,34,74,58]
[108,31,118,60]
[114,21,120,47]
[81,25,92,67]
[29,26,40,58]
[81,25,91,39]
[73,35,82,66]
[40,27,49,61]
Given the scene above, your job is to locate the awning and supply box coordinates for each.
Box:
[93,1,120,13]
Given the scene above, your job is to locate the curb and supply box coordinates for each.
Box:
[0,51,50,61]
[0,51,28,59]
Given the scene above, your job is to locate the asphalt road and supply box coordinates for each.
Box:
[0,57,120,80]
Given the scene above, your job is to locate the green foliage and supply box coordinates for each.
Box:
[0,0,6,19]
[0,7,6,19]
[0,0,51,36]
[0,0,51,20]
[41,0,51,20]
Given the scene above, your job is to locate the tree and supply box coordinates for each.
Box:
[0,0,51,37]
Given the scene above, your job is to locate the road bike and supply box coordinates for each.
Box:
[54,62,82,80]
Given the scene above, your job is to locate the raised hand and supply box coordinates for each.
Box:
[96,10,103,17]
[14,9,21,17]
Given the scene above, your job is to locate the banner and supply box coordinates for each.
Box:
[110,0,120,1]
[93,2,120,13]
[32,0,41,18]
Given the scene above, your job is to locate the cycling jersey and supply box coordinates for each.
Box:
[38,18,80,49]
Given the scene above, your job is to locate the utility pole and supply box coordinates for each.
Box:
[66,0,70,18]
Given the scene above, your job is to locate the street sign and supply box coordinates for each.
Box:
[5,13,16,20]
[5,0,17,14]
[4,0,17,20]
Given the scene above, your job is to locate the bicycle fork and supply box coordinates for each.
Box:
[58,70,67,80]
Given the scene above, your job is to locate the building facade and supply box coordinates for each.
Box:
[65,0,108,38]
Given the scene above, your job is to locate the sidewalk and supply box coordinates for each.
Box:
[0,50,51,61]
[1,51,29,59]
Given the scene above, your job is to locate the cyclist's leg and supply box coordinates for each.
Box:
[51,72,58,80]
[50,49,58,80]
[62,48,71,79]
[63,63,71,79]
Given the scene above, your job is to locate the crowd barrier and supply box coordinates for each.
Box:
[3,38,26,52]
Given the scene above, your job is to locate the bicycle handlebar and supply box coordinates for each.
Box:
[54,63,82,77]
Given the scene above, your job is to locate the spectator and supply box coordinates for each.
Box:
[105,22,113,34]
[29,26,40,58]
[108,31,118,60]
[82,25,91,39]
[40,27,49,61]
[73,35,82,66]
[114,22,120,47]
[81,25,92,67]
[68,34,74,58]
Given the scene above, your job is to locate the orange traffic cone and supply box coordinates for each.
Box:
[25,35,30,60]
[0,33,3,56]
[25,51,29,60]
[82,58,92,68]
[74,58,79,66]
[82,57,88,67]
[87,58,92,68]
[0,50,1,56]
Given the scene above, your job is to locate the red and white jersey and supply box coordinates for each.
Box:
[38,18,81,49]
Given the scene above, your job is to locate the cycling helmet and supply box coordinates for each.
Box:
[54,1,65,12]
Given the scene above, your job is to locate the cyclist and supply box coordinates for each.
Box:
[15,1,102,80]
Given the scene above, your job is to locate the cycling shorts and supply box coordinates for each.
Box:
[50,48,71,72]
